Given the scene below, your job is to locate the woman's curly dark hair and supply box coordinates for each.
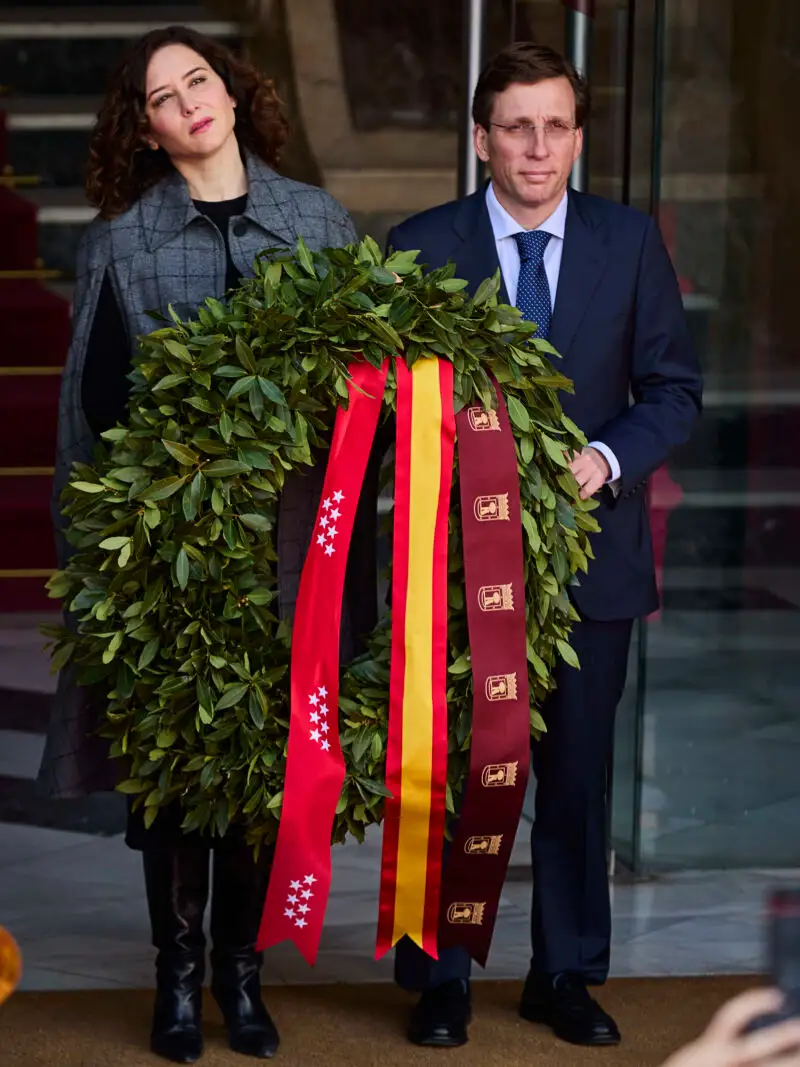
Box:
[86,26,289,218]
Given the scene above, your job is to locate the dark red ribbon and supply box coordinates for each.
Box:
[437,392,531,965]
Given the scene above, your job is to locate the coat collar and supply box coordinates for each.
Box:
[548,189,609,358]
[140,150,297,252]
[451,184,609,358]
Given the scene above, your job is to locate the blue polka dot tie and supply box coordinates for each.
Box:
[513,230,552,339]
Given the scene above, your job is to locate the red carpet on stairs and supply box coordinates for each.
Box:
[0,376,61,467]
[0,186,39,271]
[0,280,71,366]
[0,109,72,612]
[0,474,55,570]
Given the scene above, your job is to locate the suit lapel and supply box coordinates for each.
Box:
[452,186,509,304]
[549,191,609,359]
[452,188,609,348]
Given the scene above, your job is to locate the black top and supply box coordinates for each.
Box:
[192,193,248,292]
[81,194,248,438]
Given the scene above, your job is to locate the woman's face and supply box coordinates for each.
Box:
[143,43,237,161]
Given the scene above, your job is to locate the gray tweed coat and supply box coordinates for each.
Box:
[38,152,378,799]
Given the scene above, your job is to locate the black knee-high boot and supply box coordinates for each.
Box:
[210,843,279,1059]
[143,844,210,1064]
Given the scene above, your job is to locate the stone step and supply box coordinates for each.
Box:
[4,98,98,189]
[0,4,232,28]
[0,7,239,95]
[18,0,198,5]
[19,0,199,5]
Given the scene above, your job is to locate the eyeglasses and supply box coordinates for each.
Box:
[489,120,578,143]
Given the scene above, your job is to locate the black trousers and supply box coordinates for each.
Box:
[395,615,634,990]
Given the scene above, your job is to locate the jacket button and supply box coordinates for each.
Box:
[232,221,247,237]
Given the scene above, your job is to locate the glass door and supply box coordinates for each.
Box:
[612,0,800,872]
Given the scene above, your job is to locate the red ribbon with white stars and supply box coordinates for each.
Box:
[256,358,389,963]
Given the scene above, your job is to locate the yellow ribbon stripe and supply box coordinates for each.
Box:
[392,358,443,947]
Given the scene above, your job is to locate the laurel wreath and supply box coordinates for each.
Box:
[46,237,599,847]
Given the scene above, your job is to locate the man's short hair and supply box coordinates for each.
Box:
[472,42,591,129]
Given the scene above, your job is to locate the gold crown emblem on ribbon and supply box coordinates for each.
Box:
[473,493,510,522]
[485,672,517,702]
[464,835,503,855]
[481,761,519,788]
[478,584,514,612]
[467,406,501,432]
[446,902,486,925]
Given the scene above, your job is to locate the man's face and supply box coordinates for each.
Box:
[474,77,583,217]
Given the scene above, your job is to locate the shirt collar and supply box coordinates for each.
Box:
[485,181,568,243]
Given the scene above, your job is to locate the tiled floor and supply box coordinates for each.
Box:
[2,815,796,992]
[1,610,799,993]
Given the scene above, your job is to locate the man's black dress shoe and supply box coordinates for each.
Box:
[519,972,621,1046]
[408,979,472,1047]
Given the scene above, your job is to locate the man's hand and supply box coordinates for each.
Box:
[568,446,611,500]
[661,988,800,1067]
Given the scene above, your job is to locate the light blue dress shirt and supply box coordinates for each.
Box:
[485,182,621,484]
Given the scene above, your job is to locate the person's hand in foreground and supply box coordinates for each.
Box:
[662,988,800,1067]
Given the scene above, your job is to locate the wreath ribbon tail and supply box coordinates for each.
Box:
[437,386,532,966]
[256,357,389,964]
[376,357,454,959]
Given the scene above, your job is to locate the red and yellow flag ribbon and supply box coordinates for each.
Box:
[376,357,455,958]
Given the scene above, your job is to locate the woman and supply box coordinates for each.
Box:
[38,26,367,1064]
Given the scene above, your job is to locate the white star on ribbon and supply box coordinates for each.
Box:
[319,704,328,716]
[320,722,329,734]
[318,687,328,699]
[309,694,319,707]
[315,496,344,557]
[310,729,321,743]
[309,711,320,724]
[321,740,330,752]
[285,875,317,928]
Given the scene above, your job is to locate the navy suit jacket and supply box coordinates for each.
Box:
[387,186,703,621]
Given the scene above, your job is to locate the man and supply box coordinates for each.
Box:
[389,42,703,1049]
